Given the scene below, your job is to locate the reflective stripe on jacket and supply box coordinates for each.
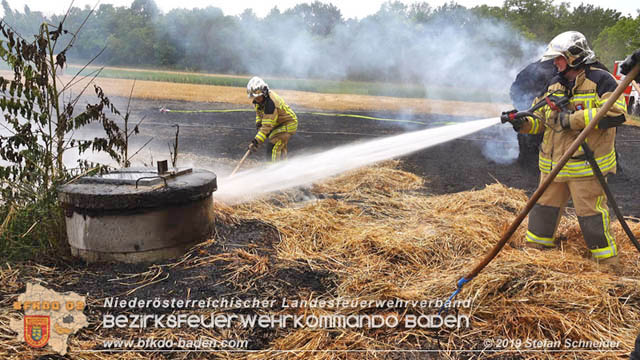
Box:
[520,65,627,180]
[254,91,298,143]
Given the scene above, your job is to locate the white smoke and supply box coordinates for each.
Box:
[481,123,520,165]
[155,5,543,101]
[156,5,542,166]
[230,8,541,101]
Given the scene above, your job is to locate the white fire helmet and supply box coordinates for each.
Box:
[247,76,269,98]
[540,31,595,67]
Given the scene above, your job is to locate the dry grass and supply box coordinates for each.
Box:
[1,161,638,359]
[0,69,508,117]
[88,77,508,117]
[55,70,640,122]
[228,161,640,358]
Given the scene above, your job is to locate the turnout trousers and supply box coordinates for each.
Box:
[265,121,297,162]
[526,173,617,259]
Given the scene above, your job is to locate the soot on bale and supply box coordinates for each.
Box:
[58,164,217,263]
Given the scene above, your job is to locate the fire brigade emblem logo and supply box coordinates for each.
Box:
[24,315,50,348]
[574,102,585,110]
[10,283,88,355]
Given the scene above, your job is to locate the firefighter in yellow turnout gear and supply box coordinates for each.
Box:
[505,31,628,269]
[246,77,298,162]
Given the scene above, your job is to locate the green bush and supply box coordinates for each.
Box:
[0,187,66,261]
[0,19,127,262]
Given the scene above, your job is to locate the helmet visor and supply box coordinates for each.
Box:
[250,89,263,98]
[540,47,564,62]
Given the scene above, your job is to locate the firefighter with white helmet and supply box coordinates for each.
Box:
[246,76,298,162]
[503,31,628,272]
[539,31,596,69]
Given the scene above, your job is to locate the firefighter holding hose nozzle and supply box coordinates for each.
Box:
[246,77,298,162]
[501,31,628,272]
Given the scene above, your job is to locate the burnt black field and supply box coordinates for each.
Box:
[107,97,640,217]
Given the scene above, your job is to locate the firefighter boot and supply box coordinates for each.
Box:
[597,256,623,274]
[524,241,555,250]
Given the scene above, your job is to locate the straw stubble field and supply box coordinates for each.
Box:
[1,77,639,359]
[1,162,639,359]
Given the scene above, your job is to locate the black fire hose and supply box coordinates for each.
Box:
[440,62,640,311]
[581,142,640,252]
[501,91,570,125]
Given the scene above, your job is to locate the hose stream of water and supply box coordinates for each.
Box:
[215,118,500,204]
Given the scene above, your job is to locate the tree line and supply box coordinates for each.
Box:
[1,0,639,80]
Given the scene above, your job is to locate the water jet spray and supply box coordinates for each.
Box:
[214,117,500,204]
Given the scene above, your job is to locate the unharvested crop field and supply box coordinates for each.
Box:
[3,74,640,359]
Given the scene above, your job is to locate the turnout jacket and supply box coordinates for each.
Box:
[253,91,298,144]
[519,65,628,180]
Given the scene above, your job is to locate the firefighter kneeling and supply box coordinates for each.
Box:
[246,77,298,162]
[503,31,628,272]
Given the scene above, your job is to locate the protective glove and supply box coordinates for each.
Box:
[501,109,525,132]
[599,114,626,129]
[545,93,570,111]
[621,49,640,82]
[248,139,260,153]
[554,110,572,130]
[256,121,262,131]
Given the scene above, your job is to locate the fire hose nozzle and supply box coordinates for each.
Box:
[500,109,518,124]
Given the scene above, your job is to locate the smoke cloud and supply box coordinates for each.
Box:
[481,123,520,164]
[156,4,543,101]
[155,4,542,165]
